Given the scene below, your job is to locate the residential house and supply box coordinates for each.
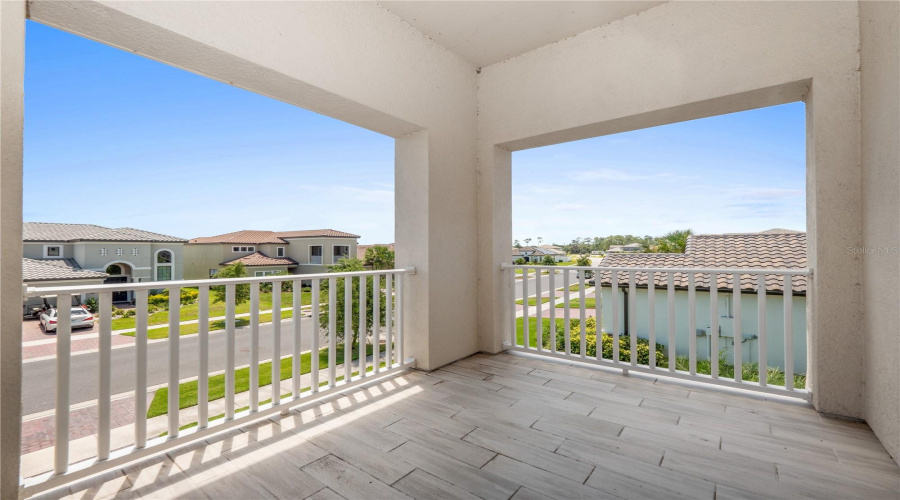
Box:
[21,258,108,314]
[597,230,807,372]
[184,229,359,279]
[607,242,644,253]
[23,223,186,303]
[512,245,569,263]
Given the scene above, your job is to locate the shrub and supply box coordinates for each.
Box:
[547,316,668,366]
[122,309,136,318]
[84,297,99,314]
[148,294,169,309]
[180,288,199,305]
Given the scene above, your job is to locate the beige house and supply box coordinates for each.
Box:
[184,229,360,279]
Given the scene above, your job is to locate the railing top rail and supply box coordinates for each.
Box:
[25,266,416,296]
[501,263,810,276]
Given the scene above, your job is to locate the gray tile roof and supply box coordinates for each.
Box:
[22,258,109,282]
[597,230,807,294]
[23,223,186,243]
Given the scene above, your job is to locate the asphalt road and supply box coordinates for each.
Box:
[22,315,327,416]
[514,269,578,299]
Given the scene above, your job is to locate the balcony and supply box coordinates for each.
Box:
[24,352,900,499]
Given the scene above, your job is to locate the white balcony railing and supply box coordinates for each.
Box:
[21,267,415,497]
[503,263,810,399]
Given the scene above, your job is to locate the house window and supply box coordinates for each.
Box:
[45,246,61,258]
[155,250,173,281]
[277,247,285,257]
[106,264,122,275]
[233,246,240,252]
[116,248,123,256]
[255,270,277,277]
[248,246,255,252]
[132,248,139,256]
[233,246,255,252]
[310,245,323,265]
[333,245,349,264]
[100,248,108,256]
[209,269,218,278]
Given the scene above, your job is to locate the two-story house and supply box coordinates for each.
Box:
[23,222,187,303]
[183,229,360,280]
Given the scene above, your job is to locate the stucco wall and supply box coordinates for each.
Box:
[28,1,479,369]
[598,287,808,373]
[477,1,863,417]
[859,0,900,462]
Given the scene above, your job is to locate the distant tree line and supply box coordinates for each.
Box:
[559,229,694,254]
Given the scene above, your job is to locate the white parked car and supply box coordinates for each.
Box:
[40,306,94,333]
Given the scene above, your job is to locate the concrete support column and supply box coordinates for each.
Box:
[806,76,864,417]
[0,1,25,496]
[477,146,512,353]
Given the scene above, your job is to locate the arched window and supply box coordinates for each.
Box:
[155,250,174,281]
[105,264,122,275]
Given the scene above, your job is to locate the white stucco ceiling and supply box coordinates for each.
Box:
[379,1,665,68]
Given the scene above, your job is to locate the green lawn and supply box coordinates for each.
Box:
[119,309,297,340]
[515,297,552,306]
[147,343,376,418]
[112,290,324,332]
[515,317,565,348]
[555,298,597,309]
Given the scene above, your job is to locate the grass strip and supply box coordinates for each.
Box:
[147,343,375,418]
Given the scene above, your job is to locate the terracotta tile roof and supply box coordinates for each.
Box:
[597,231,807,294]
[190,229,359,244]
[220,251,298,267]
[357,244,395,259]
[22,258,109,282]
[24,223,185,243]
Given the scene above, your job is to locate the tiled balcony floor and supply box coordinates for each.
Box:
[37,352,899,500]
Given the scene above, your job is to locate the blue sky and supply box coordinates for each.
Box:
[25,21,805,247]
[512,103,806,244]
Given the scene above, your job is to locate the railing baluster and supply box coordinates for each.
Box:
[522,268,529,348]
[97,291,112,461]
[732,273,742,383]
[757,274,767,387]
[225,284,236,419]
[386,274,393,367]
[168,287,180,438]
[594,268,602,360]
[628,271,636,366]
[710,273,719,379]
[311,279,320,391]
[536,267,543,352]
[510,267,516,347]
[135,290,148,448]
[549,269,556,353]
[688,273,697,376]
[647,272,656,369]
[667,273,675,372]
[397,273,404,365]
[55,294,72,474]
[579,270,586,358]
[783,274,794,391]
[345,276,353,380]
[198,286,209,428]
[328,277,336,387]
[373,275,380,373]
[272,283,282,406]
[563,269,571,355]
[250,283,260,412]
[293,280,302,397]
[359,276,367,377]
[611,270,619,363]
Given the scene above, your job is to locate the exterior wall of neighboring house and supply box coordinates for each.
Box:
[184,238,357,279]
[22,242,184,283]
[598,286,808,373]
[247,266,291,277]
[283,237,357,271]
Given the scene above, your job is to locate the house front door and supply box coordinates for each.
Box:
[104,276,129,303]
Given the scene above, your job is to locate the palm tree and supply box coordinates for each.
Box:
[653,229,693,253]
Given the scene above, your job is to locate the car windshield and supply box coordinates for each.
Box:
[71,307,88,315]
